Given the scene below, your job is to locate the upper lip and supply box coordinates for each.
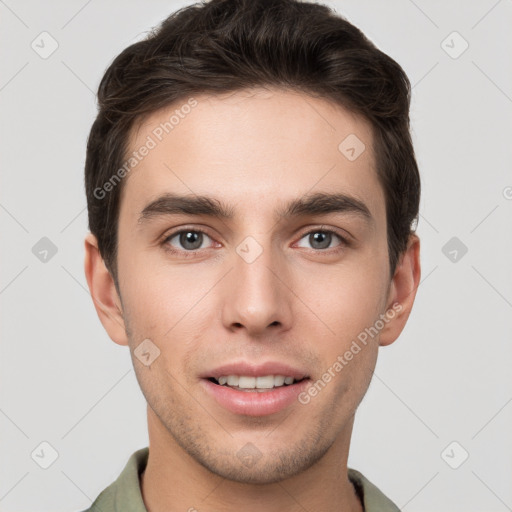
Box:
[202,361,310,381]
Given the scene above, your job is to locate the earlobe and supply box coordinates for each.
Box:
[84,232,129,346]
[379,234,421,347]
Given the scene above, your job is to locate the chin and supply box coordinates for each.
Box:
[194,441,331,485]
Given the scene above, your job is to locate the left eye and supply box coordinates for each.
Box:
[165,230,213,251]
[296,230,344,250]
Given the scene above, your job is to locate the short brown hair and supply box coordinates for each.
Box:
[85,0,420,285]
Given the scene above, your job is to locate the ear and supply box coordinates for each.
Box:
[84,232,128,346]
[379,233,421,347]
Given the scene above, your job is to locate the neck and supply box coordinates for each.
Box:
[140,406,363,512]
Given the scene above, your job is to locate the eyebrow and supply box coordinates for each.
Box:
[137,191,373,226]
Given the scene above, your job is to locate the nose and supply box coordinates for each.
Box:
[221,239,293,337]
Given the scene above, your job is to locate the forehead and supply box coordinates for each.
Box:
[120,87,384,224]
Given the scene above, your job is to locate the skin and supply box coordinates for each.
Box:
[84,87,420,512]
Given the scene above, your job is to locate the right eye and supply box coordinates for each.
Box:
[162,229,215,253]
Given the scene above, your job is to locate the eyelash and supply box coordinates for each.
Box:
[161,228,218,259]
[160,226,350,258]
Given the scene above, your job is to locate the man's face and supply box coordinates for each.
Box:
[115,88,394,483]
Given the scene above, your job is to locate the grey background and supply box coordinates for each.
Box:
[1,1,511,511]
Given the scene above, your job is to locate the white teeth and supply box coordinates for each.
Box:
[215,374,299,389]
[238,376,256,388]
[274,375,285,386]
[227,375,239,386]
[256,376,274,389]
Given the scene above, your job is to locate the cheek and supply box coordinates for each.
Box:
[117,239,190,330]
[296,258,388,343]
[118,253,217,365]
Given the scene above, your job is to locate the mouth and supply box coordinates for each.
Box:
[200,362,311,416]
[207,375,308,392]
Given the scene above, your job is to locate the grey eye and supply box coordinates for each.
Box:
[308,231,332,249]
[167,230,211,251]
[296,230,342,250]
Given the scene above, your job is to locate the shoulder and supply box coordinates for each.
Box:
[80,447,149,512]
[348,468,401,512]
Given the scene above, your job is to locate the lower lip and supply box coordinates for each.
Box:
[201,378,311,416]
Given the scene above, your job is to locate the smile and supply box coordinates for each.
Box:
[210,374,304,391]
